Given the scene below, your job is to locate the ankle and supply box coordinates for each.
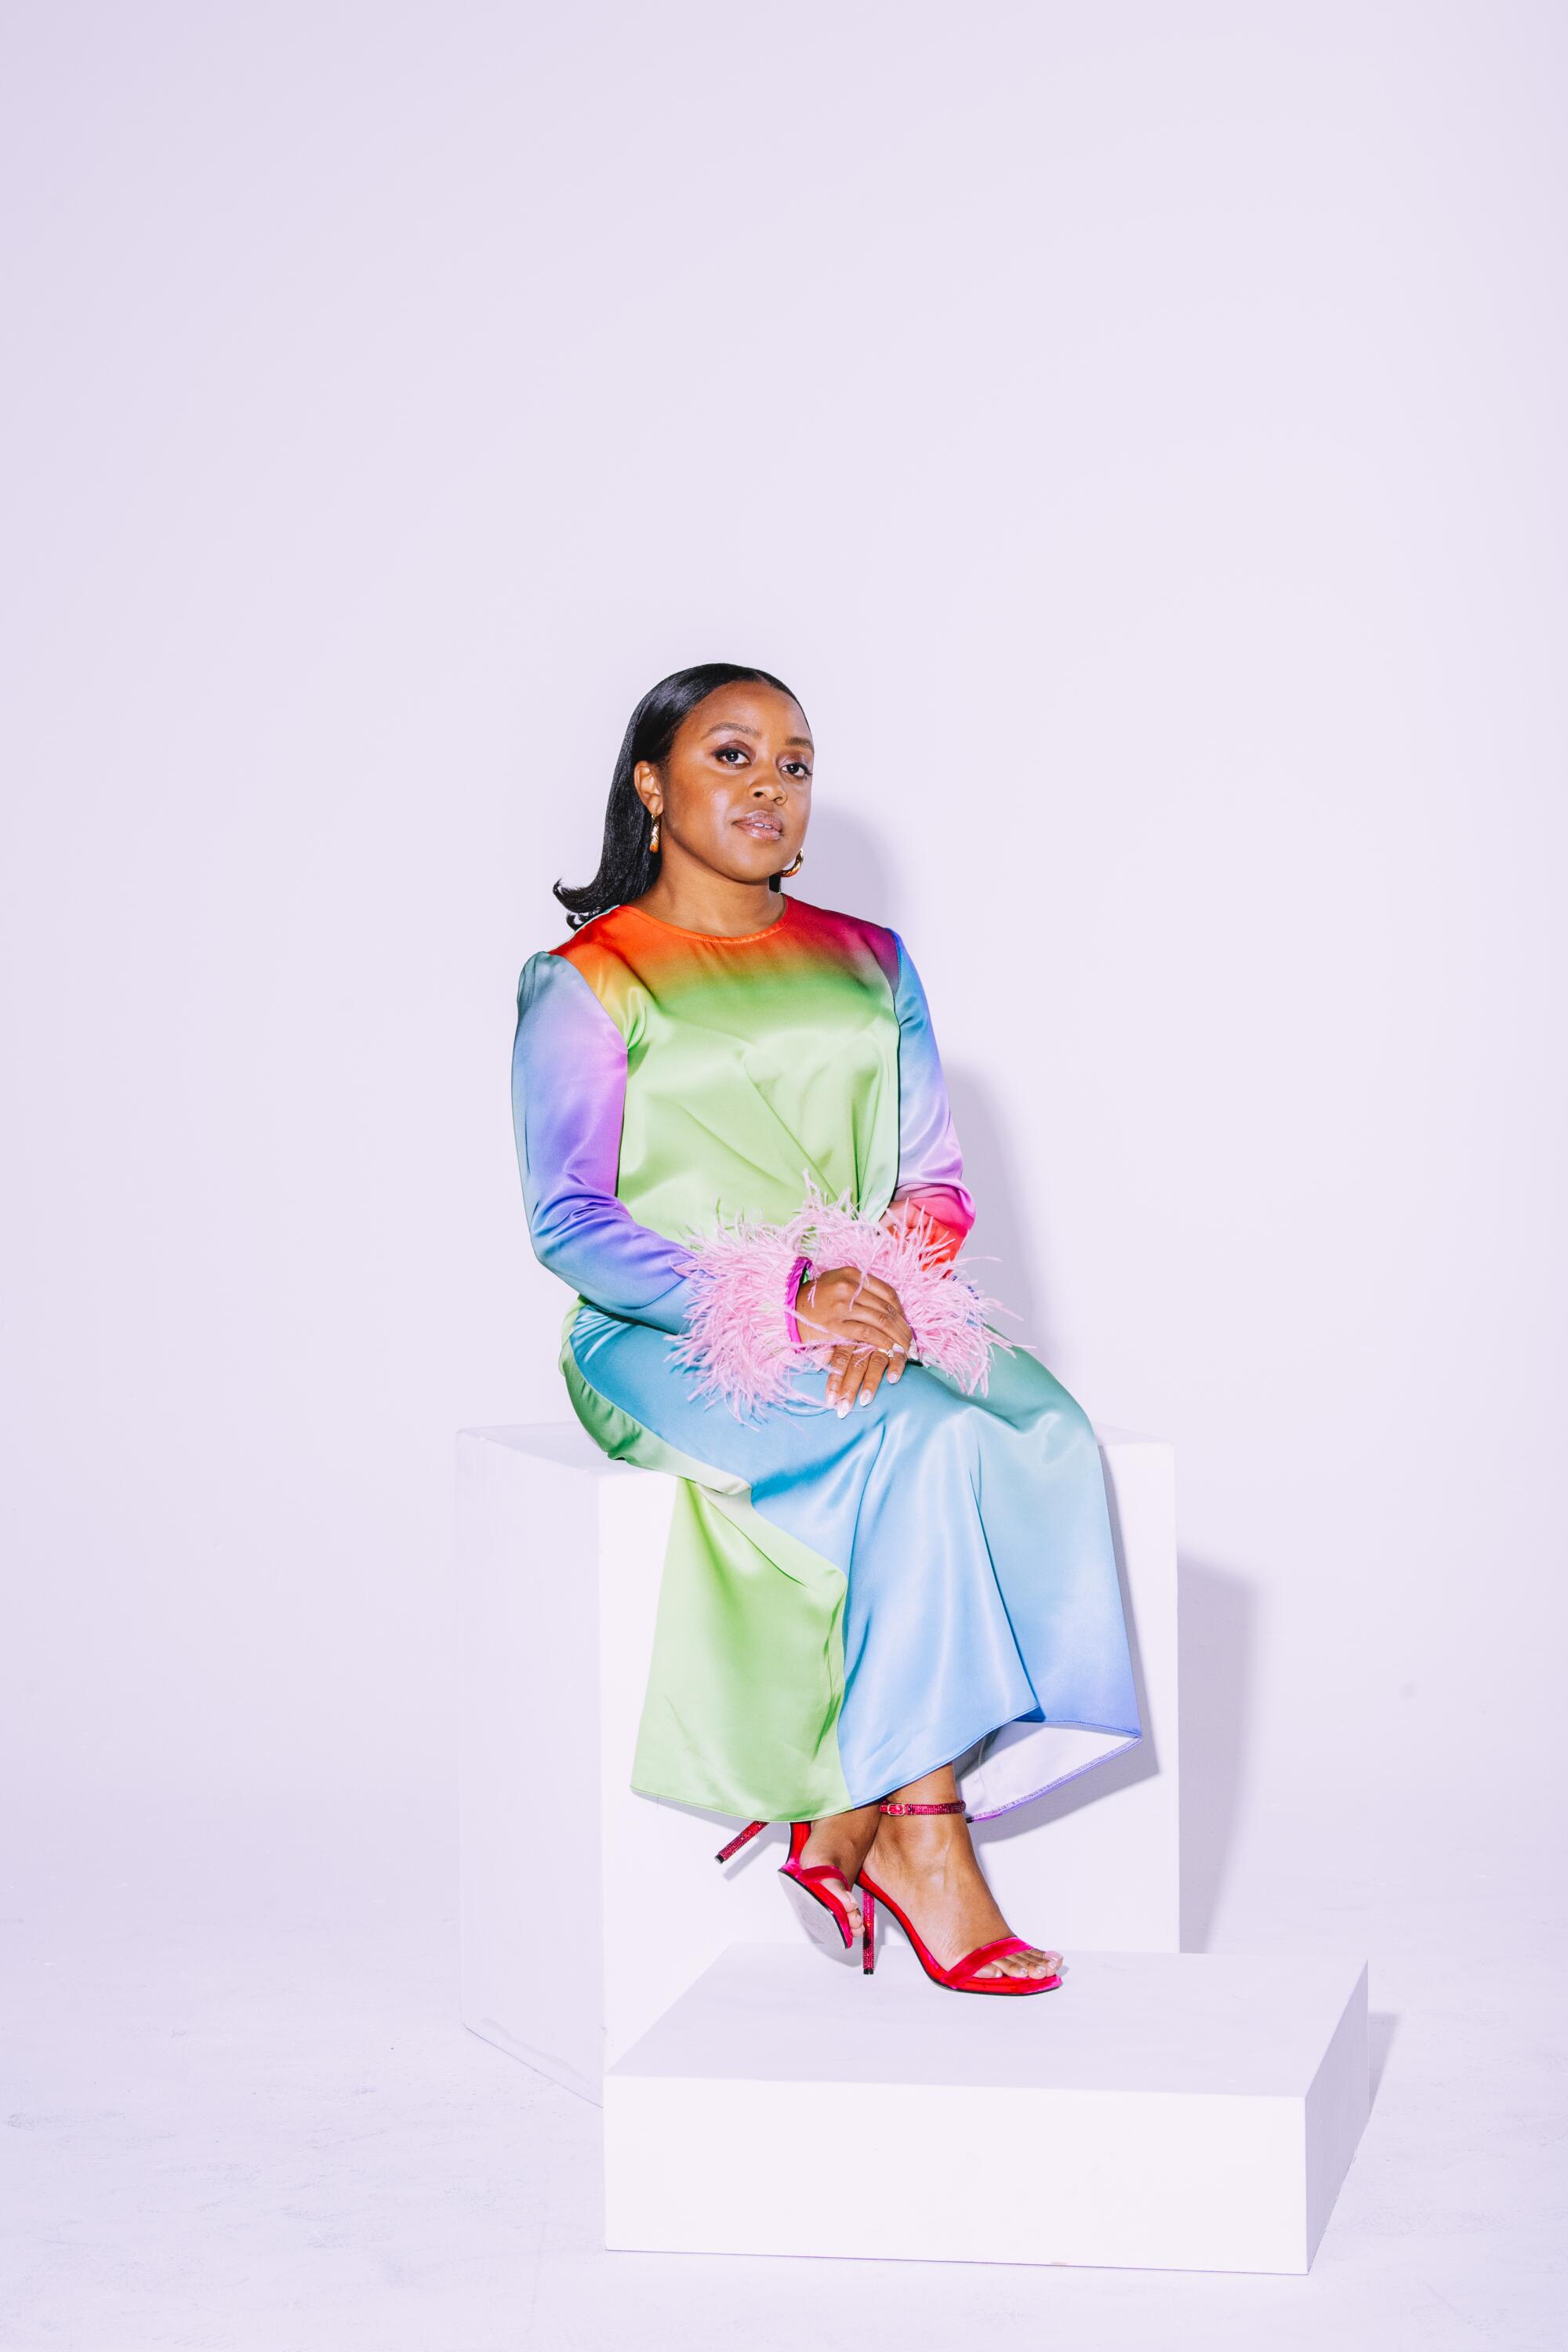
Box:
[875,1813,954,1866]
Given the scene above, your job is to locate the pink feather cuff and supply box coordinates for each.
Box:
[666,1177,1015,1421]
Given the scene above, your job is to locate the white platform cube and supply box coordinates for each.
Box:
[457,1417,1178,2100]
[605,1942,1369,2274]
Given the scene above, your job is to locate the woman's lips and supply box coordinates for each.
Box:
[735,815,783,839]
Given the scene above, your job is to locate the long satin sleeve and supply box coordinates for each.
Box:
[511,950,700,1333]
[885,933,976,1267]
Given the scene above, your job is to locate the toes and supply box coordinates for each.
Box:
[978,1947,1065,1980]
[815,1867,861,1932]
[830,1875,861,1917]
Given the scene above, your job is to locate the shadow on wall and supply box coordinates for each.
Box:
[942,1063,1065,1369]
[971,1436,1164,1853]
[968,1554,1258,1950]
[1176,1554,1258,1952]
[803,811,896,966]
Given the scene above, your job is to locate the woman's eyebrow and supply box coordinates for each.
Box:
[701,721,814,750]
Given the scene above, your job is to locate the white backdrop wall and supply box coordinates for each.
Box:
[2,3,1563,1905]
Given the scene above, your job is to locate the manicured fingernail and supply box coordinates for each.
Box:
[857,1391,869,1406]
[837,1399,850,1417]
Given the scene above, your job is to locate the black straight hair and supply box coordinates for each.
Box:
[553,662,807,929]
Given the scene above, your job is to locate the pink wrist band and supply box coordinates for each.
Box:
[784,1254,813,1348]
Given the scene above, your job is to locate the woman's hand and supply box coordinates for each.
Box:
[793,1266,913,1413]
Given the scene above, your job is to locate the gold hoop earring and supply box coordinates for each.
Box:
[780,848,804,877]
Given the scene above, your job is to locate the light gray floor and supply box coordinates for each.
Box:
[3,1795,1561,2352]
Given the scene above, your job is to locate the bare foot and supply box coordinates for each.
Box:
[865,1807,1064,1982]
[797,1803,881,1939]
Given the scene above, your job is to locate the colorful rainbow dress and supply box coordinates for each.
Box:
[510,891,1142,1824]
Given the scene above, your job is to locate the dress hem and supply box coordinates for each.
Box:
[632,1715,1144,1829]
[963,1726,1144,1822]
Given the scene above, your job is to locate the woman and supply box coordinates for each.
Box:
[510,662,1142,1994]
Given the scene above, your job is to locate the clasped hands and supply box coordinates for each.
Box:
[792,1265,913,1414]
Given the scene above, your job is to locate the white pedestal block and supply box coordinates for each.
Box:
[605,1943,1370,2274]
[457,1417,1178,2100]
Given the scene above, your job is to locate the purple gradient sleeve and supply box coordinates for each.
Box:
[887,934,975,1258]
[511,951,699,1333]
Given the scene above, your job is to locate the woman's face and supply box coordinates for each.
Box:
[636,681,813,885]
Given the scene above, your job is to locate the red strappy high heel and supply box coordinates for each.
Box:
[715,1818,869,1966]
[855,1798,1064,1996]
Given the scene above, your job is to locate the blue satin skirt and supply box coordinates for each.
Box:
[563,1304,1143,1821]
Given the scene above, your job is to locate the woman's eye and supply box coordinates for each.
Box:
[715,745,749,764]
[784,760,812,779]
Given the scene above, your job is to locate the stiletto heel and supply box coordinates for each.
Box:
[861,1885,876,1974]
[713,1818,767,1864]
[716,1818,864,1960]
[855,1798,1063,1997]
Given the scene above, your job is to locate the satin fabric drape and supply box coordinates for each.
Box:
[510,894,1142,1821]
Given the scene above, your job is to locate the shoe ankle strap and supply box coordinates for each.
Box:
[879,1798,969,1817]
